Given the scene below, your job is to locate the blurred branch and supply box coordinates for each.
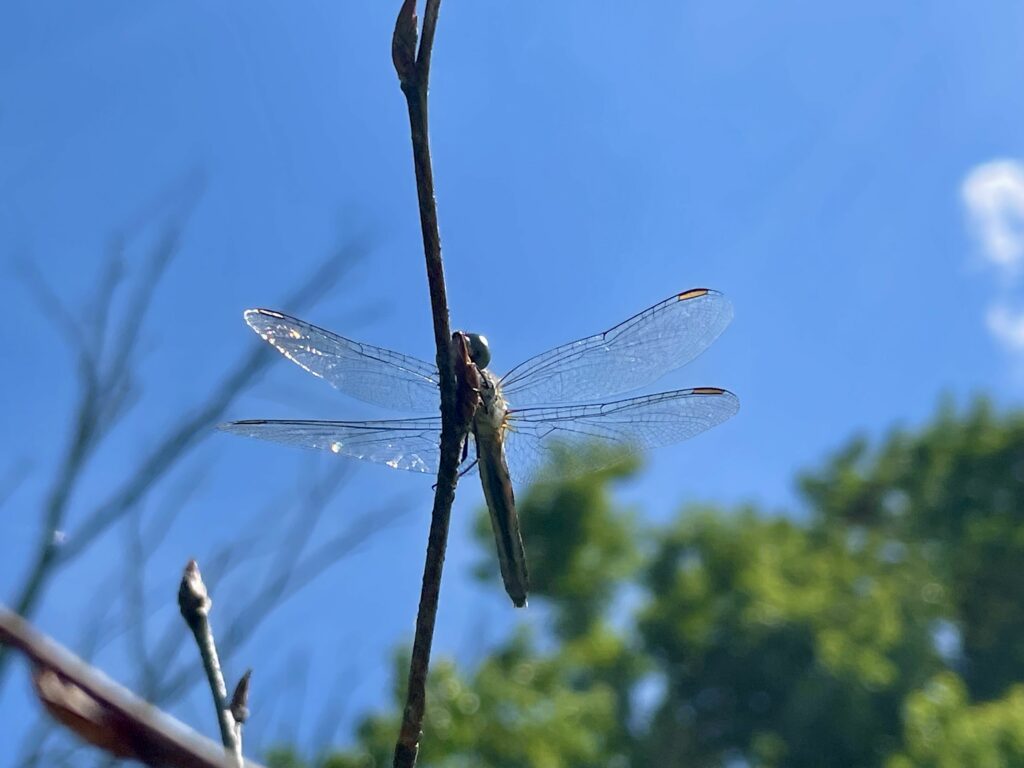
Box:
[155,493,409,705]
[16,715,58,768]
[0,458,31,511]
[17,463,383,765]
[392,2,473,766]
[59,245,359,562]
[0,199,365,685]
[124,509,156,696]
[0,606,263,768]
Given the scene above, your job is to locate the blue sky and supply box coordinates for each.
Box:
[2,0,1024,759]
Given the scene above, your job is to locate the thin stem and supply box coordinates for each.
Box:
[178,560,243,764]
[0,243,356,688]
[390,1,468,766]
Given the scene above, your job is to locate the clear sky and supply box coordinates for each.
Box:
[2,0,1024,759]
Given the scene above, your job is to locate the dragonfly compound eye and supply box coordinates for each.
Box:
[465,333,491,369]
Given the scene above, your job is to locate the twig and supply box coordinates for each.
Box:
[0,605,260,768]
[229,669,252,748]
[0,236,361,687]
[156,496,409,705]
[177,560,243,764]
[391,1,473,766]
[124,509,156,695]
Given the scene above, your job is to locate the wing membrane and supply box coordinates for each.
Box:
[219,417,443,474]
[502,387,739,483]
[499,290,732,407]
[245,309,440,412]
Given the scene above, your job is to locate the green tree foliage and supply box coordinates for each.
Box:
[887,674,1024,768]
[271,398,1024,767]
[472,443,642,639]
[638,509,945,766]
[802,398,1024,700]
[318,635,621,768]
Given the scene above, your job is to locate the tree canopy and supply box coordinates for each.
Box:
[270,398,1024,767]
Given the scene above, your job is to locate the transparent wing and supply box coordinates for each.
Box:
[499,289,732,407]
[502,387,739,484]
[219,417,444,474]
[245,309,440,412]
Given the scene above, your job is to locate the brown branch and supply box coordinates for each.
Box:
[0,606,262,768]
[391,1,473,766]
[20,463,388,763]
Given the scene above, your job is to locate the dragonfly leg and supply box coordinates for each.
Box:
[430,458,478,491]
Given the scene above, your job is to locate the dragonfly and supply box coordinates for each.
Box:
[221,288,739,607]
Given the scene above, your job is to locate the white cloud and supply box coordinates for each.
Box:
[986,303,1024,352]
[963,160,1024,360]
[962,159,1024,275]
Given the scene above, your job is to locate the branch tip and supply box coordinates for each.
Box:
[230,669,252,724]
[178,559,211,626]
[392,0,419,85]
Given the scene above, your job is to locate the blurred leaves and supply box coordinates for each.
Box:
[328,636,620,768]
[474,442,642,637]
[888,674,1024,768]
[274,395,1024,767]
[801,397,1024,700]
[638,508,944,766]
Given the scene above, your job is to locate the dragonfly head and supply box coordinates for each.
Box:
[464,333,491,369]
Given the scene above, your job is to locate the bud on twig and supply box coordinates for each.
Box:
[178,559,211,628]
[392,0,419,85]
[230,670,252,724]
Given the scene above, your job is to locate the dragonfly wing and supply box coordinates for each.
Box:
[245,309,440,412]
[219,417,444,474]
[502,387,739,484]
[500,290,733,406]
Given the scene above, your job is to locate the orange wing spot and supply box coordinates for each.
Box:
[677,288,710,301]
[691,387,726,395]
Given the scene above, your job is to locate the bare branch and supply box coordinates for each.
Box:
[15,714,58,768]
[15,257,94,366]
[124,509,156,696]
[0,606,262,768]
[0,235,364,686]
[60,243,361,562]
[310,661,360,752]
[0,458,31,512]
[156,498,409,705]
[391,2,475,765]
[178,561,242,763]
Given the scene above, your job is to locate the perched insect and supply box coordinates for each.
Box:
[221,289,739,606]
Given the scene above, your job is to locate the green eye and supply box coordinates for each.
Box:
[465,333,491,368]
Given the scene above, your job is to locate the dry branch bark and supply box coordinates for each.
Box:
[0,606,264,768]
[390,1,475,766]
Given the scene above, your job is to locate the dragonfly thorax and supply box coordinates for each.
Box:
[473,369,508,437]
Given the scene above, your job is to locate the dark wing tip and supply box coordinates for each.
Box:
[243,307,289,326]
[691,386,730,396]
